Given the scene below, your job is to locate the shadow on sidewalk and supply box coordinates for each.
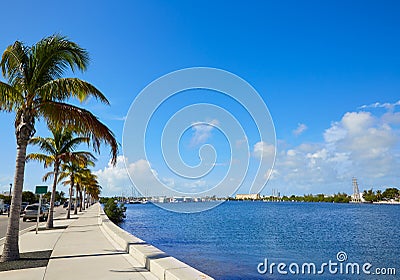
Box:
[29,225,69,232]
[0,250,52,272]
[50,251,126,260]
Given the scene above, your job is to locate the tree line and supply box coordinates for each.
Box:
[0,191,66,205]
[362,188,399,202]
[229,187,399,203]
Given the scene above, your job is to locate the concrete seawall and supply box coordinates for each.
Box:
[99,206,214,280]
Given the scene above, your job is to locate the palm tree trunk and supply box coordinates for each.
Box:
[46,163,59,229]
[74,185,79,215]
[79,189,83,212]
[81,189,85,211]
[66,181,74,219]
[86,194,90,208]
[0,140,28,262]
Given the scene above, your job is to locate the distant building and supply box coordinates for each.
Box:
[235,193,261,200]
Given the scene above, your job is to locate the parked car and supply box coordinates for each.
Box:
[0,199,4,214]
[20,202,29,214]
[22,204,49,222]
[63,201,74,210]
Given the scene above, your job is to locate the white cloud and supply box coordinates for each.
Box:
[162,177,175,188]
[94,156,213,196]
[269,109,400,194]
[190,119,219,146]
[94,156,159,197]
[382,112,400,124]
[293,123,308,136]
[253,141,275,159]
[235,137,248,148]
[359,100,400,110]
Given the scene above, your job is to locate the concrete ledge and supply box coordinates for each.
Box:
[99,206,214,280]
[99,213,145,251]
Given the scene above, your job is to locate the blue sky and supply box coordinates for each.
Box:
[1,0,399,197]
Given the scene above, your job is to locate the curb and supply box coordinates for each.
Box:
[99,205,214,280]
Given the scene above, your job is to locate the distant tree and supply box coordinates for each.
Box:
[376,190,382,201]
[382,188,399,200]
[0,194,11,205]
[316,194,325,202]
[43,191,65,204]
[324,196,334,203]
[333,192,350,203]
[21,191,37,204]
[363,189,377,202]
[303,194,315,202]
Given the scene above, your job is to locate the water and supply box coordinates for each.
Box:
[120,202,399,279]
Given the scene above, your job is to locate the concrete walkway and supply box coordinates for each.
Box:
[0,204,158,280]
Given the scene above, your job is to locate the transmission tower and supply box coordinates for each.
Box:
[352,177,361,203]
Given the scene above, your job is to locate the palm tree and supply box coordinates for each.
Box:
[27,127,94,228]
[59,158,95,219]
[83,174,101,209]
[0,35,118,262]
[376,190,382,201]
[73,169,98,213]
[85,176,101,208]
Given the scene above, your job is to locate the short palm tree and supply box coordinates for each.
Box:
[0,35,117,262]
[73,169,99,212]
[27,127,94,228]
[59,158,95,219]
[85,177,102,208]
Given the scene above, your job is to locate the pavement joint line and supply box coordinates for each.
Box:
[41,216,72,280]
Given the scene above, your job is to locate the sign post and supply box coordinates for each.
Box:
[35,186,48,234]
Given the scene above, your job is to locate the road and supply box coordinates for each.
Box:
[0,206,67,239]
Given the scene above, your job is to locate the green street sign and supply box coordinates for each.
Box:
[35,185,48,194]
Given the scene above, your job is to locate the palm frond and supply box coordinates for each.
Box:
[61,136,90,152]
[37,78,109,104]
[43,171,55,182]
[38,101,118,165]
[0,81,22,111]
[29,136,57,155]
[30,34,89,88]
[26,153,54,168]
[1,40,30,85]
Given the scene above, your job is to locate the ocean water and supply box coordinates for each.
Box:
[120,201,399,279]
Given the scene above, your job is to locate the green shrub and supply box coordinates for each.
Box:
[104,199,126,224]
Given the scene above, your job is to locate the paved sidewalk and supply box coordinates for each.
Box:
[0,204,158,280]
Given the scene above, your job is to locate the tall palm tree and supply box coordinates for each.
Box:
[0,35,118,262]
[27,127,94,228]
